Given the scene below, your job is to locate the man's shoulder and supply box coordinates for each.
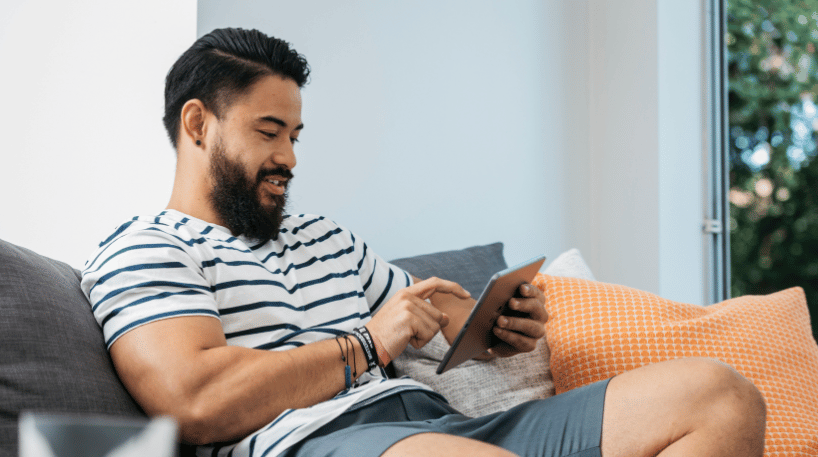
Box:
[82,210,235,275]
[279,213,350,240]
[100,211,232,246]
[281,213,337,230]
[273,214,368,261]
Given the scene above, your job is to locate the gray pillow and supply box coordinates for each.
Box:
[0,239,144,457]
[391,247,595,417]
[390,242,508,297]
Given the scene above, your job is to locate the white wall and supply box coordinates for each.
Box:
[657,0,707,304]
[0,0,710,304]
[198,0,710,304]
[586,0,661,293]
[0,0,196,269]
[584,0,707,303]
[197,0,572,268]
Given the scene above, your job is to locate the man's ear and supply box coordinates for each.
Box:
[180,99,209,148]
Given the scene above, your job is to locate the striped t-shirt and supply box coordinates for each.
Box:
[81,209,437,457]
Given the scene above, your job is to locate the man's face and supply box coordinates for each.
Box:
[206,75,303,242]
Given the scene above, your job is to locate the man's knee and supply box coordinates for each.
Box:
[602,358,766,456]
[689,359,765,412]
[683,358,766,433]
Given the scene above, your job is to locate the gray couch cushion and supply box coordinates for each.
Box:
[390,242,508,297]
[0,239,144,457]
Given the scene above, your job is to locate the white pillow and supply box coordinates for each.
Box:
[392,248,595,417]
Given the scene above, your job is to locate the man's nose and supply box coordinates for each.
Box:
[274,142,297,170]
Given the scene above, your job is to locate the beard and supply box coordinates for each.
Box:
[208,138,293,243]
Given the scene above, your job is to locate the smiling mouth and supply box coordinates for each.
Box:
[262,177,288,195]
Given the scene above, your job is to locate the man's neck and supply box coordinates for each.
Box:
[166,152,226,228]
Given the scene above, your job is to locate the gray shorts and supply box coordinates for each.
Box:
[281,377,611,457]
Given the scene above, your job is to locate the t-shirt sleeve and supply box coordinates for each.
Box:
[346,229,412,313]
[81,228,220,349]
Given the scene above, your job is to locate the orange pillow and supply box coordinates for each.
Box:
[532,274,818,456]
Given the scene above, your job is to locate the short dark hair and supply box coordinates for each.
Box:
[163,28,310,149]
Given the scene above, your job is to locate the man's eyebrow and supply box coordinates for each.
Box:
[258,116,304,130]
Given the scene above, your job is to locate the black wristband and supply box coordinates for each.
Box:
[352,327,379,371]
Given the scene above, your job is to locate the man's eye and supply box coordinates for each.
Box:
[290,137,299,144]
[261,131,277,138]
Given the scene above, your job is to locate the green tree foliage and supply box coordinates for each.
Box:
[727,0,818,340]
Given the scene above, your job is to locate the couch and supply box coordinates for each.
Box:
[5,237,817,456]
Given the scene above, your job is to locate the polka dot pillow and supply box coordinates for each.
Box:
[532,274,818,456]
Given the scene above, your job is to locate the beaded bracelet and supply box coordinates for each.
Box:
[334,335,356,389]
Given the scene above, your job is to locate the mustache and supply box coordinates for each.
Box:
[257,167,294,182]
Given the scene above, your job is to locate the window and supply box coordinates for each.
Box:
[725,0,818,340]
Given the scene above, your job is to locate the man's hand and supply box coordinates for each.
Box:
[488,282,547,357]
[366,277,471,359]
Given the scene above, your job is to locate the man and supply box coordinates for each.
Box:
[81,28,766,457]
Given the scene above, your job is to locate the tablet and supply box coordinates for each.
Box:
[436,254,546,374]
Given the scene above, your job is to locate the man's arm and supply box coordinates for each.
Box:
[411,275,548,357]
[110,316,366,444]
[109,277,469,445]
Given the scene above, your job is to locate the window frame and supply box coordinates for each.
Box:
[706,0,731,304]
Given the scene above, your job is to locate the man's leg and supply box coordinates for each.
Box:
[600,357,766,457]
[385,358,765,457]
[300,358,765,457]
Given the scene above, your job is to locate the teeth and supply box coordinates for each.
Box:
[267,179,281,185]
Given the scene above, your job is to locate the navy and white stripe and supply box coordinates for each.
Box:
[81,210,435,457]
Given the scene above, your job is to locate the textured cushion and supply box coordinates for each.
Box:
[0,239,144,457]
[534,274,818,456]
[391,246,595,417]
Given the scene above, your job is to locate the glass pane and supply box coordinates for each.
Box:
[727,0,818,340]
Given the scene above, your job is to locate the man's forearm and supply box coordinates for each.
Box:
[184,340,368,443]
[111,318,369,445]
